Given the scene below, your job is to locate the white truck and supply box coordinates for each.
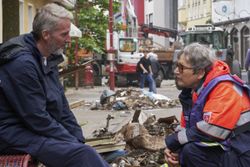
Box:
[176,24,241,78]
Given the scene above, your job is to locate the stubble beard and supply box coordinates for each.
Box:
[53,48,64,55]
[175,77,184,90]
[48,40,64,56]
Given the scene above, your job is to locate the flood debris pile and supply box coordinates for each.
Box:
[109,111,180,167]
[91,88,179,111]
[111,149,166,167]
[92,114,115,138]
[87,111,180,166]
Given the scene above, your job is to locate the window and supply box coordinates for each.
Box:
[119,38,136,52]
[28,4,33,32]
[149,13,153,25]
[146,14,149,24]
[19,0,24,34]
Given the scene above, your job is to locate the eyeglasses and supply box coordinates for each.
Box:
[174,62,193,73]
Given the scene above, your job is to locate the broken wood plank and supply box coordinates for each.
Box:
[93,142,126,153]
[69,100,85,109]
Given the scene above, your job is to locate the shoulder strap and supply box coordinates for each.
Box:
[197,74,249,108]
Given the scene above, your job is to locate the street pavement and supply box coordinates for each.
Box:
[65,80,182,139]
[65,70,249,139]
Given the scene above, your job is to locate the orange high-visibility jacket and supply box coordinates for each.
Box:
[167,60,250,152]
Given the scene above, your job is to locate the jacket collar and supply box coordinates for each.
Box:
[41,54,64,74]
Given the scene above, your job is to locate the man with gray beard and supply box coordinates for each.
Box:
[0,3,109,167]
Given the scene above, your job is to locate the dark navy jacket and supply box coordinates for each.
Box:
[0,33,84,154]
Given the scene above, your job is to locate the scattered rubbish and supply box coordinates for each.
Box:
[110,111,179,167]
[112,101,128,110]
[69,100,85,109]
[86,91,180,167]
[93,114,114,138]
[102,149,127,163]
[100,89,116,105]
[91,88,179,111]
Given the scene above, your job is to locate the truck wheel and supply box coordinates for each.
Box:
[231,60,242,78]
[155,70,164,88]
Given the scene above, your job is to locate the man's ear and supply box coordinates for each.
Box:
[196,69,206,80]
[41,30,50,41]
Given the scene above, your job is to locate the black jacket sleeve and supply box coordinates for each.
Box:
[59,88,85,143]
[6,59,80,143]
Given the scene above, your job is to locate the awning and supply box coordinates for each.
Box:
[70,23,82,38]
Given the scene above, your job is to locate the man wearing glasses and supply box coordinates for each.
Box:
[164,43,250,167]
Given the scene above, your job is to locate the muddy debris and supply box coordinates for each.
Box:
[93,112,180,167]
[90,88,179,111]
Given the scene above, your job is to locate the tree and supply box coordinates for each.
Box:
[74,0,120,54]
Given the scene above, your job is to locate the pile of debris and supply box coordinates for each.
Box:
[109,112,179,167]
[91,88,179,111]
[111,149,166,167]
[89,110,180,167]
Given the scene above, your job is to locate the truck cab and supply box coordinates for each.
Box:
[109,37,142,86]
[117,37,141,65]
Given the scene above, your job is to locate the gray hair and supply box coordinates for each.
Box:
[32,3,73,39]
[178,43,216,74]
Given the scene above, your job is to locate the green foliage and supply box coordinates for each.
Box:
[74,0,120,54]
[67,40,76,63]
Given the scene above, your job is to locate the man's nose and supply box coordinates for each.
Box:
[174,66,180,75]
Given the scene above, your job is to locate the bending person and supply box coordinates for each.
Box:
[138,51,156,93]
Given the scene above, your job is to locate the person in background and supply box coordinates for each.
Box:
[148,52,161,79]
[245,48,250,84]
[137,51,157,93]
[164,43,250,167]
[0,3,109,167]
[148,52,161,90]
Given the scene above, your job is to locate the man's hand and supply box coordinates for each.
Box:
[164,148,179,167]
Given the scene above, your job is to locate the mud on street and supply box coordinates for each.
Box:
[66,80,182,166]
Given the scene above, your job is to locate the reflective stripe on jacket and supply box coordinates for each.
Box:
[193,74,250,139]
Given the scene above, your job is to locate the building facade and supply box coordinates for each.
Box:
[178,0,212,30]
[144,0,178,48]
[178,0,250,68]
[213,0,250,68]
[0,0,75,43]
